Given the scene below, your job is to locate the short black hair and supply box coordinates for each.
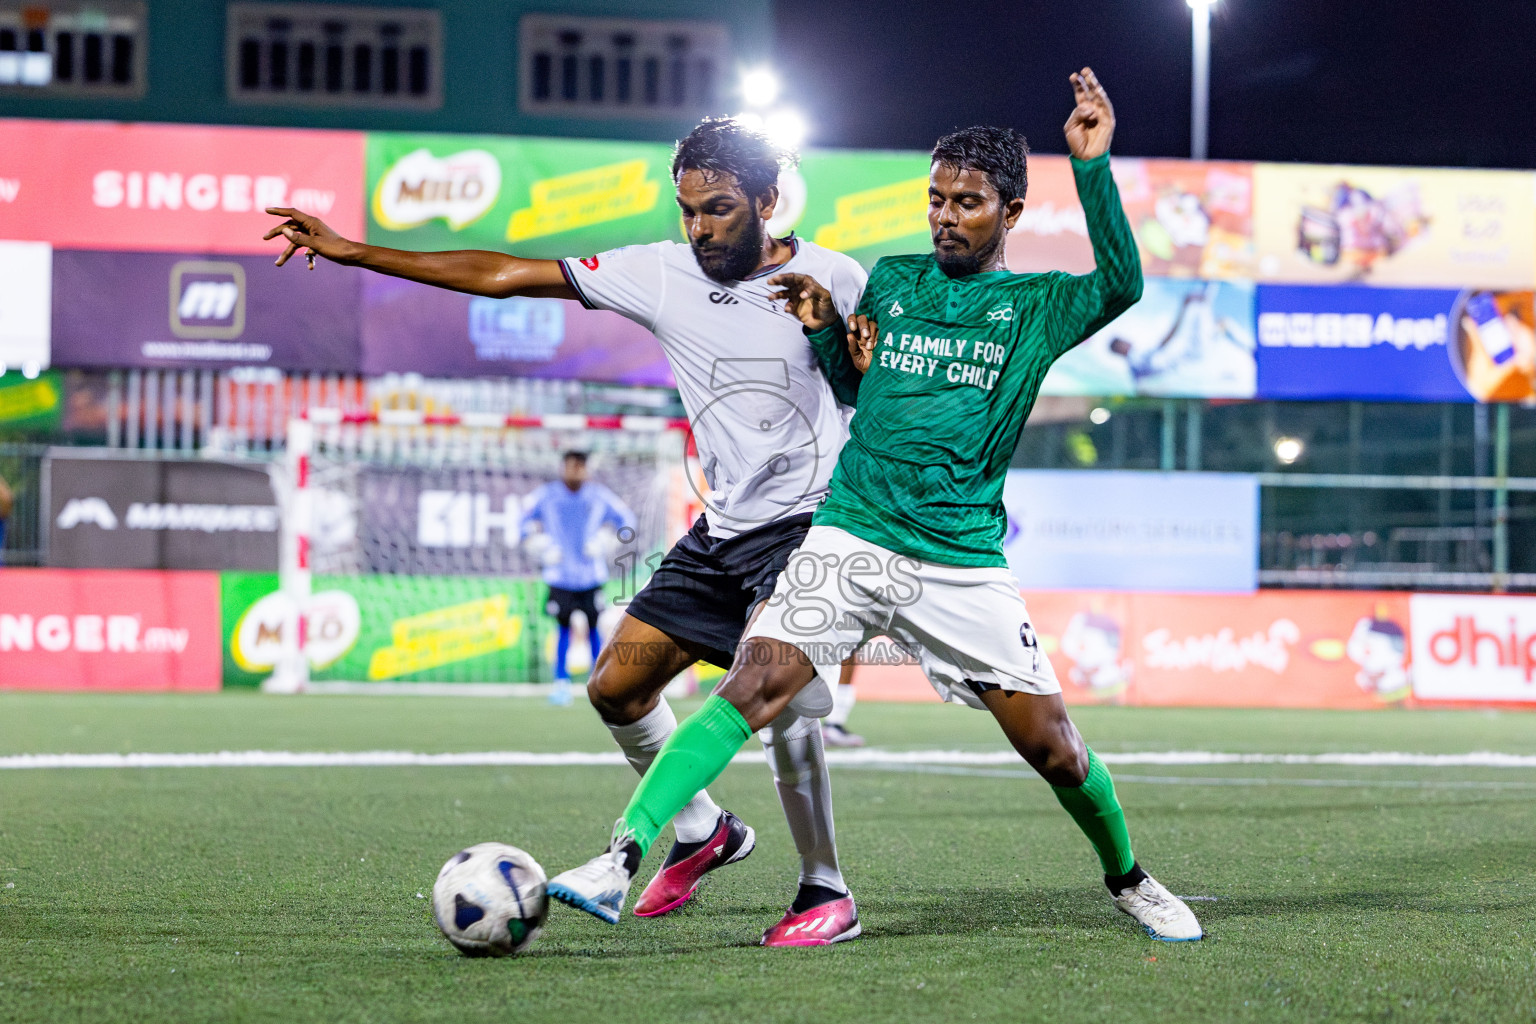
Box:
[562,450,588,464]
[671,117,798,200]
[931,126,1030,205]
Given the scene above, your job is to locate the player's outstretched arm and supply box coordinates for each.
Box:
[1049,68,1142,352]
[263,207,577,301]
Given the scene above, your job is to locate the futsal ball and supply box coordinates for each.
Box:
[431,842,548,957]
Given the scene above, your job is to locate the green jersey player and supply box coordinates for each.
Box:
[549,68,1202,944]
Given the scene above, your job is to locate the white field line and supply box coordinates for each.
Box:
[304,683,551,697]
[866,764,1536,791]
[3,749,1536,770]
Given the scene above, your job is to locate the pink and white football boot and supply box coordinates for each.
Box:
[632,810,755,917]
[760,894,861,947]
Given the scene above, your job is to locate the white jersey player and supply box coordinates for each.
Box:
[266,117,868,946]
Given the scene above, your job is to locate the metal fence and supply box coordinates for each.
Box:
[0,443,47,567]
[6,375,1534,591]
[96,369,681,455]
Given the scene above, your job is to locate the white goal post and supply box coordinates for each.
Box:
[265,409,692,693]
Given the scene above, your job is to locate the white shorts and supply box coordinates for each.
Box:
[745,525,1061,711]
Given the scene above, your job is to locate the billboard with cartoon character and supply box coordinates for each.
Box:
[852,590,1453,709]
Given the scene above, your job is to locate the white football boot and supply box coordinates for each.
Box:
[547,823,638,925]
[1111,875,1203,941]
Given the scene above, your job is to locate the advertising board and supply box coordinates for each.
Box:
[0,568,221,691]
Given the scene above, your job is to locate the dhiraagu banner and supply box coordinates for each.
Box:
[366,132,680,258]
[220,572,552,687]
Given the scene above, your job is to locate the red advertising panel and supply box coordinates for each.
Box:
[0,569,221,691]
[0,120,365,254]
[856,589,1428,709]
[1044,590,1411,709]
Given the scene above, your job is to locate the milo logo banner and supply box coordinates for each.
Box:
[366,133,679,257]
[220,572,551,687]
[789,151,930,268]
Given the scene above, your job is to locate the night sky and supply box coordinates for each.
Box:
[774,0,1536,169]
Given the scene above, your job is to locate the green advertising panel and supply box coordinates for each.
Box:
[791,149,932,269]
[0,370,63,435]
[221,572,555,688]
[366,132,682,258]
[366,129,939,269]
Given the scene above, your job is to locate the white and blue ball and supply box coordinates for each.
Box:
[431,842,547,957]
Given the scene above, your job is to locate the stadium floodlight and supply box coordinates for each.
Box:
[1186,0,1218,159]
[1089,407,1111,425]
[734,110,767,132]
[1274,436,1303,465]
[739,65,781,109]
[764,109,808,150]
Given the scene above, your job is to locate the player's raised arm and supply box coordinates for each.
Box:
[1050,68,1143,351]
[263,207,577,301]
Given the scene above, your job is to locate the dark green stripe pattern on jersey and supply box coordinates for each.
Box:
[809,153,1142,567]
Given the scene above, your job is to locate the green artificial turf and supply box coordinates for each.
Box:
[2,695,1534,1023]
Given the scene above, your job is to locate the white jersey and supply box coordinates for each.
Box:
[561,238,867,538]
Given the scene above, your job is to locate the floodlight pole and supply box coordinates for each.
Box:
[1190,0,1212,160]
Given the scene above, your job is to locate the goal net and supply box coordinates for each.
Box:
[264,410,692,692]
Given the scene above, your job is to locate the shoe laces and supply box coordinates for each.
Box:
[1120,878,1183,921]
[604,819,639,879]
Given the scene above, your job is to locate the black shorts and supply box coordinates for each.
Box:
[546,586,602,629]
[624,512,813,669]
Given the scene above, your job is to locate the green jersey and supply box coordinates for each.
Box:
[811,153,1142,567]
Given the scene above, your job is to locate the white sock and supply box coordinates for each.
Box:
[761,711,846,893]
[826,682,857,728]
[605,698,722,844]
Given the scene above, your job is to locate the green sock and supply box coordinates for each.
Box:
[1050,748,1136,877]
[616,695,752,856]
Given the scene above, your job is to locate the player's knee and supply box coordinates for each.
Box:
[1031,732,1088,787]
[586,655,656,725]
[715,639,812,730]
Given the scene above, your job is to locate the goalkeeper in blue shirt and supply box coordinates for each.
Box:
[520,451,636,705]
